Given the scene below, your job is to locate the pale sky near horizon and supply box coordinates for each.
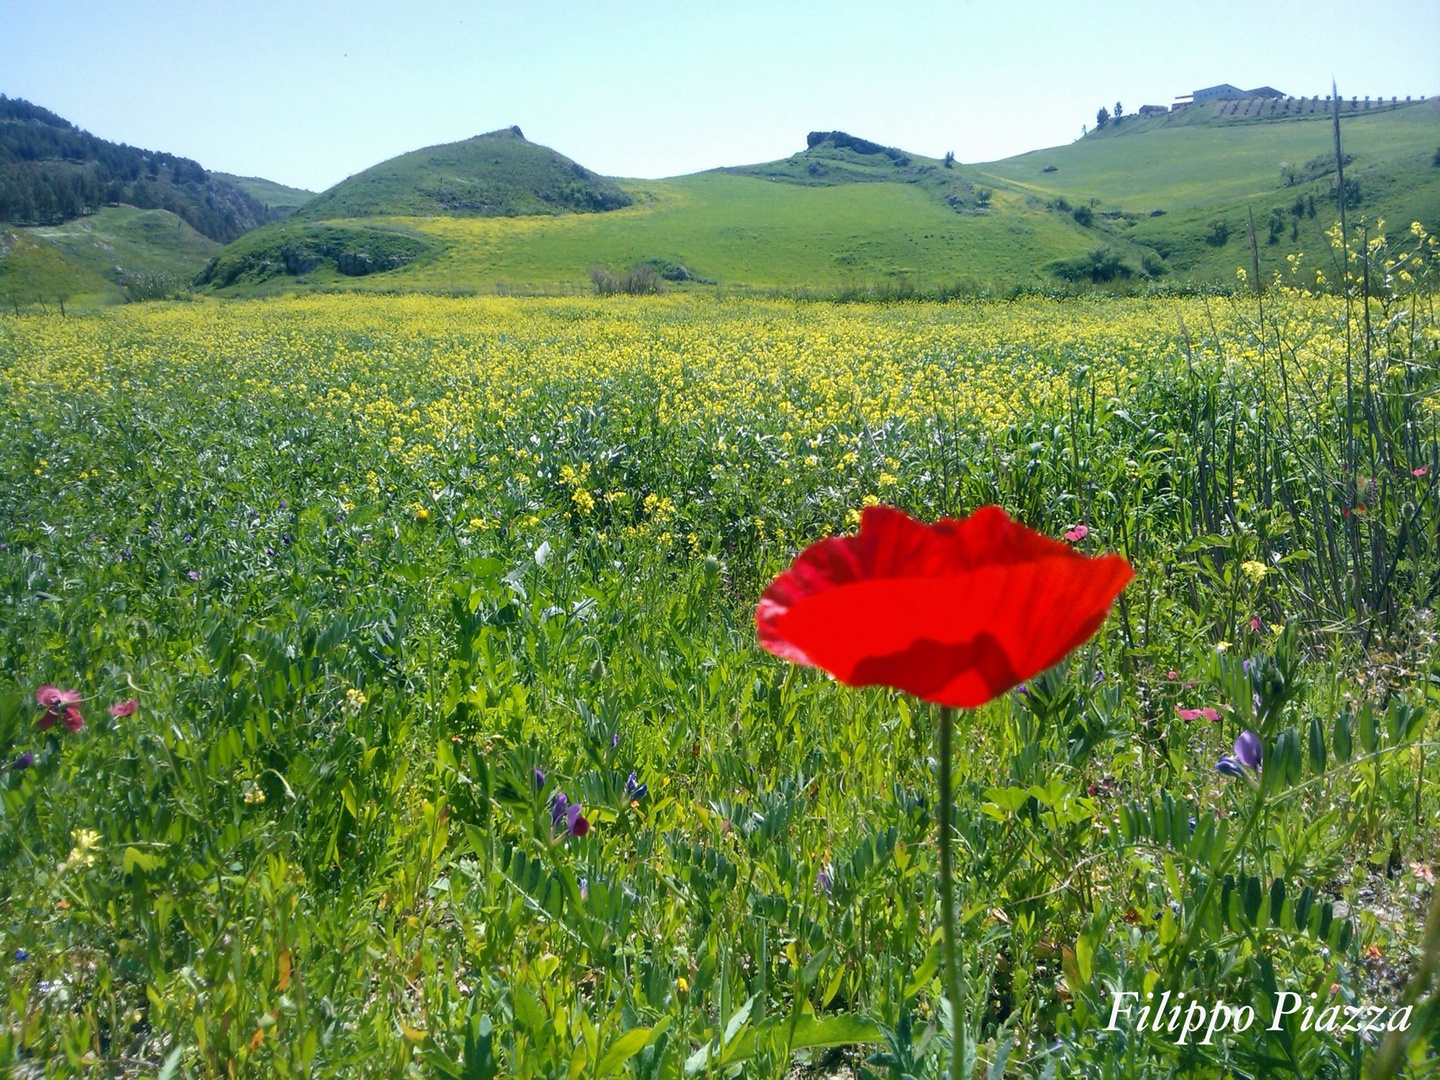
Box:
[3,0,1437,193]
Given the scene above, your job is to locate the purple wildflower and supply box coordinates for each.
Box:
[1092,670,1105,686]
[1015,684,1030,698]
[187,570,201,581]
[817,866,833,896]
[611,732,620,749]
[551,792,590,836]
[9,753,34,772]
[1217,731,1263,780]
[1235,731,1262,770]
[13,949,28,961]
[625,771,648,804]
[533,767,546,790]
[551,791,569,831]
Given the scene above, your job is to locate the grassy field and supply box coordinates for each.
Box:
[365,173,1103,293]
[3,222,1439,1076]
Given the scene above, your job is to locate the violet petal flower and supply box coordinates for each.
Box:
[625,772,648,803]
[1215,756,1245,778]
[567,803,590,837]
[551,792,568,831]
[1234,731,1263,771]
[817,867,833,896]
[533,767,546,790]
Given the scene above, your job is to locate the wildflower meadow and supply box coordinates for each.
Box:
[2,224,1440,1077]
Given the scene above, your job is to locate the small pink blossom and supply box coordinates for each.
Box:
[109,699,138,718]
[1249,617,1261,631]
[1175,706,1222,723]
[36,686,80,709]
[61,706,84,733]
[1166,670,1178,680]
[1063,524,1089,542]
[1413,466,1430,478]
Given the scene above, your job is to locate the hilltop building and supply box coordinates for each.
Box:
[1185,83,1287,106]
[1137,105,1168,117]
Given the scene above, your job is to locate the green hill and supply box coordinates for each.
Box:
[22,205,219,300]
[203,101,1437,297]
[211,173,316,219]
[978,96,1440,279]
[295,126,632,220]
[0,95,279,244]
[0,227,111,309]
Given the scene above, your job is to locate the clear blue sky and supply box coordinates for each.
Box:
[3,0,1437,192]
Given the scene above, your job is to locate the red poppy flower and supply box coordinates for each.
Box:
[109,699,138,718]
[756,505,1134,707]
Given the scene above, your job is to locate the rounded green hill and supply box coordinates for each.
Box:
[295,126,632,220]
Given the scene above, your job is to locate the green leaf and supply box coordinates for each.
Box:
[596,1021,666,1077]
[983,786,1030,814]
[903,954,939,1000]
[1308,716,1327,773]
[1333,710,1353,763]
[123,846,165,874]
[789,1013,883,1050]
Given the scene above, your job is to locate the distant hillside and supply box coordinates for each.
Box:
[0,227,111,309]
[979,97,1440,279]
[24,206,219,299]
[294,127,632,219]
[722,130,987,211]
[0,96,283,244]
[212,173,315,219]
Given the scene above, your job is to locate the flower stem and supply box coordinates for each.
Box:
[937,704,967,1080]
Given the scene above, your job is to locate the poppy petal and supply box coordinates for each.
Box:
[758,506,1134,707]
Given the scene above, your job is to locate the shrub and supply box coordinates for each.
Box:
[1205,219,1231,246]
[590,263,665,296]
[1072,204,1094,227]
[1046,245,1131,283]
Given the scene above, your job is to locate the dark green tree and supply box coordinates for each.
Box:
[1096,106,1110,128]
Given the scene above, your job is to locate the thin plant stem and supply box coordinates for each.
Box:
[937,703,967,1080]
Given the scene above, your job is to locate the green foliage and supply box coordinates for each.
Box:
[1045,245,1131,283]
[3,198,1440,1078]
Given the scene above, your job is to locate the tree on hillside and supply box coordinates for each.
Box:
[1114,102,1124,123]
[943,151,955,169]
[1096,106,1110,128]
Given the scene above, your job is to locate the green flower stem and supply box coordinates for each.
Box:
[937,704,968,1080]
[1168,776,1266,991]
